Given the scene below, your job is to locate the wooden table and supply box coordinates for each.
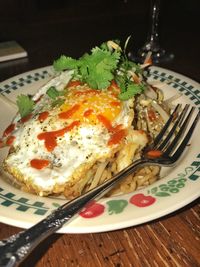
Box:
[0,1,199,266]
[0,200,199,267]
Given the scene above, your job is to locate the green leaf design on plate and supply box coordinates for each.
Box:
[169,188,179,193]
[167,180,177,185]
[150,176,187,197]
[155,192,171,197]
[107,199,128,215]
[151,187,158,194]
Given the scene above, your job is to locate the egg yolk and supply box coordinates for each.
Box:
[59,84,122,124]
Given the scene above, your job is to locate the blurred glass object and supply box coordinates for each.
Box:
[129,0,174,64]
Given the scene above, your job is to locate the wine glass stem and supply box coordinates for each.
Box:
[147,0,160,46]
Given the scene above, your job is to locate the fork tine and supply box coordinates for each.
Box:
[164,106,195,155]
[157,104,190,150]
[151,103,181,148]
[171,110,200,163]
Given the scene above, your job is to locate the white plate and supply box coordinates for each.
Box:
[0,66,199,233]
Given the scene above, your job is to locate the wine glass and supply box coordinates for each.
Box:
[128,0,174,64]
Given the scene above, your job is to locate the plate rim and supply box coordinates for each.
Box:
[0,65,199,233]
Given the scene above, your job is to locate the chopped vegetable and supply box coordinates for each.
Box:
[16,94,35,118]
[46,86,60,99]
[46,86,66,107]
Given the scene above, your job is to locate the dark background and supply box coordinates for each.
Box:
[0,0,199,82]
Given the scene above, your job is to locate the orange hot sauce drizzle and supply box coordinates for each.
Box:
[84,109,93,117]
[146,150,163,158]
[58,104,80,119]
[66,80,82,88]
[30,159,50,170]
[3,123,15,137]
[97,114,122,132]
[37,120,80,151]
[97,114,113,131]
[6,136,16,146]
[20,114,32,123]
[38,111,49,122]
[110,101,121,107]
[108,129,127,146]
[97,114,126,145]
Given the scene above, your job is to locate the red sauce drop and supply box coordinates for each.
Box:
[110,101,121,107]
[20,114,32,123]
[84,109,93,117]
[97,114,113,131]
[107,80,120,92]
[30,159,50,170]
[3,123,15,137]
[59,104,80,119]
[146,150,163,158]
[108,129,127,146]
[37,120,80,151]
[97,114,125,145]
[147,109,157,122]
[66,80,82,88]
[97,114,122,133]
[38,111,49,122]
[6,135,16,146]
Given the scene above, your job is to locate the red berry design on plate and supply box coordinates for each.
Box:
[130,193,156,207]
[79,200,105,218]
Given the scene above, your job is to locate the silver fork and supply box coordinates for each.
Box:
[0,104,199,267]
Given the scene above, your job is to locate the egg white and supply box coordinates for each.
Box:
[4,72,136,196]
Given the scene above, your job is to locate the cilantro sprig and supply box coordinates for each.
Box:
[16,94,35,118]
[54,46,120,89]
[53,39,146,100]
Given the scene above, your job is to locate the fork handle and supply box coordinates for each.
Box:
[0,158,146,267]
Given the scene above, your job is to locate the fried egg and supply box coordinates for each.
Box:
[3,71,147,197]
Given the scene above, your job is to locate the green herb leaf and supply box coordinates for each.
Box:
[80,48,120,89]
[116,75,128,93]
[16,94,35,118]
[53,55,78,71]
[118,83,145,101]
[54,45,121,90]
[53,39,146,100]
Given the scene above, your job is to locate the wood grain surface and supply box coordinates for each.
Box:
[0,200,199,267]
[0,1,199,266]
